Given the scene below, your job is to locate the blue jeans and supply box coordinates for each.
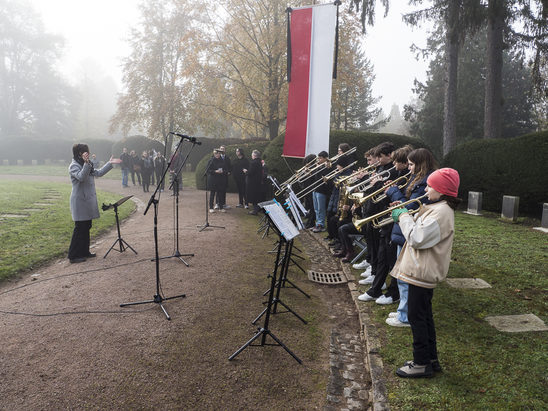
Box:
[312,192,327,228]
[395,244,409,323]
[122,168,129,187]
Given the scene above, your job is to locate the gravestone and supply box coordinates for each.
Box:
[533,203,548,233]
[44,159,52,165]
[446,278,491,289]
[465,191,482,215]
[31,160,38,165]
[485,314,548,333]
[16,159,24,165]
[2,160,8,166]
[501,195,519,222]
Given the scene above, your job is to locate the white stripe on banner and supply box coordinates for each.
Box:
[305,4,337,157]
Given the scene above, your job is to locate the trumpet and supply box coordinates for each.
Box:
[359,171,412,204]
[296,160,357,199]
[334,161,379,187]
[345,165,396,195]
[352,193,428,230]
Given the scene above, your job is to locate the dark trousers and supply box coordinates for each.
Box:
[408,284,437,365]
[304,193,315,228]
[215,190,226,208]
[367,232,397,298]
[210,190,225,208]
[130,170,141,186]
[142,172,151,192]
[338,222,360,253]
[68,220,92,259]
[155,170,164,189]
[235,177,246,205]
[365,223,379,276]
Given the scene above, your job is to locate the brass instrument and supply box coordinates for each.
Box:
[296,160,357,199]
[334,161,379,187]
[275,146,357,196]
[345,165,396,195]
[360,171,412,205]
[352,193,429,230]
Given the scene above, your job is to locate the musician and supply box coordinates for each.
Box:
[310,151,331,232]
[300,154,317,228]
[325,154,355,244]
[207,149,228,212]
[357,142,400,298]
[68,143,122,263]
[391,168,461,378]
[384,148,437,326]
[217,145,231,210]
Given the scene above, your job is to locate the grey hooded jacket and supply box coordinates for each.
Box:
[69,160,113,221]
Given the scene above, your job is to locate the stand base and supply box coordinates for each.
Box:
[252,298,308,325]
[103,238,138,259]
[120,293,186,320]
[155,250,194,267]
[228,327,302,364]
[197,222,225,232]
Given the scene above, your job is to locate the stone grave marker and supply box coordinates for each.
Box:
[533,203,548,233]
[446,278,491,289]
[485,314,548,333]
[501,195,519,222]
[464,191,482,215]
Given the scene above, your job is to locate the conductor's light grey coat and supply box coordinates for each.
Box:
[69,160,113,221]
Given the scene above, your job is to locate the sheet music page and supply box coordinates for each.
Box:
[261,201,300,241]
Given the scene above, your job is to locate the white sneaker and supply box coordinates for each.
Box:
[357,292,376,302]
[358,278,371,285]
[386,317,410,327]
[381,283,387,290]
[244,205,249,209]
[376,295,398,305]
[223,205,231,210]
[388,312,398,318]
[209,209,215,213]
[220,209,226,213]
[360,267,372,278]
[361,275,375,284]
[352,260,371,270]
[214,204,219,210]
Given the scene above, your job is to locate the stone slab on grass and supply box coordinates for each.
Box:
[446,278,492,289]
[485,314,548,332]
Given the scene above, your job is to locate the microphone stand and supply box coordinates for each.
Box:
[155,141,198,266]
[120,135,188,320]
[197,157,225,232]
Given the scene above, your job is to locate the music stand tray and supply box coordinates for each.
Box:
[102,195,138,258]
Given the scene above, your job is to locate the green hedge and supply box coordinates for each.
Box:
[443,130,548,215]
[263,130,430,185]
[0,137,115,164]
[194,140,271,191]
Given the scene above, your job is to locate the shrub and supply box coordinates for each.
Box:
[443,130,548,215]
[194,140,271,191]
[112,136,165,159]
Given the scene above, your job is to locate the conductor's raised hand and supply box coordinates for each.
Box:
[109,156,122,164]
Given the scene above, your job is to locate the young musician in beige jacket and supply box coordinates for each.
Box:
[390,168,461,378]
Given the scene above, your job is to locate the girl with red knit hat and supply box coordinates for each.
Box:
[390,167,461,378]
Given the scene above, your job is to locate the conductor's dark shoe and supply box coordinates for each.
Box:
[86,253,97,258]
[69,257,87,264]
[396,361,433,378]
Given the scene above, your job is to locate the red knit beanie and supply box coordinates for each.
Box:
[427,168,460,197]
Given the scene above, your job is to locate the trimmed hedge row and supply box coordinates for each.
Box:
[0,137,115,165]
[194,140,271,191]
[443,130,548,215]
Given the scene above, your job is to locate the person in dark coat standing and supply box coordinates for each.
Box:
[154,153,166,191]
[68,143,121,263]
[139,150,154,192]
[245,149,263,215]
[232,147,250,208]
[216,145,231,209]
[207,149,228,212]
[120,147,131,188]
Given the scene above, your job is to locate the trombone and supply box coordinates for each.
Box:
[296,160,357,199]
[345,165,396,195]
[334,161,379,187]
[275,147,357,196]
[353,193,428,230]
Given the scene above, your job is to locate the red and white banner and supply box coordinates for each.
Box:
[283,3,337,158]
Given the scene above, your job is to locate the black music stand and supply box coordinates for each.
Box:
[102,195,137,259]
[229,201,302,363]
[197,157,225,232]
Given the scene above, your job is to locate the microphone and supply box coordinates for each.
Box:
[169,132,202,145]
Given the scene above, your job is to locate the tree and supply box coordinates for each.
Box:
[330,14,381,131]
[110,0,206,150]
[0,0,75,140]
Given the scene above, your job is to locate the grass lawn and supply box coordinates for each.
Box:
[0,165,196,188]
[0,180,135,281]
[356,211,548,410]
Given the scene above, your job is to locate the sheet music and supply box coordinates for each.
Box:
[260,201,300,241]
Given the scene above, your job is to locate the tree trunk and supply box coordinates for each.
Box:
[443,2,460,157]
[484,0,504,139]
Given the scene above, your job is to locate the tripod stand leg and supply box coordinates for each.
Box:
[276,299,308,324]
[121,238,138,255]
[228,328,266,361]
[265,329,302,364]
[104,238,121,259]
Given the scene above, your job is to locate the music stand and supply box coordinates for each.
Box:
[102,195,137,259]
